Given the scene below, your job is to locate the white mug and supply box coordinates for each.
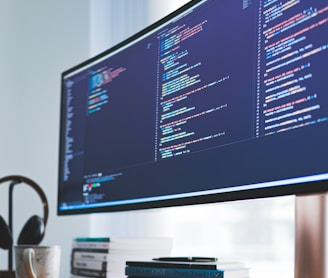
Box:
[14,245,61,278]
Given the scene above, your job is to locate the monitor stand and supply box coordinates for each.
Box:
[295,192,327,278]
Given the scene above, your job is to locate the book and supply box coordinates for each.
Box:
[71,267,109,278]
[74,237,110,242]
[125,260,245,270]
[72,237,110,250]
[73,259,109,271]
[72,250,109,261]
[72,236,172,251]
[71,237,173,278]
[71,275,103,278]
[125,265,249,278]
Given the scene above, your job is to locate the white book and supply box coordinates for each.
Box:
[73,250,109,261]
[73,259,109,271]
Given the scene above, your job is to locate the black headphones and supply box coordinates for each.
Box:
[0,175,48,250]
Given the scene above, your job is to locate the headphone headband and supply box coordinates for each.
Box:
[0,175,48,226]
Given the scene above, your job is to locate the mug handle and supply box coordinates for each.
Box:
[23,248,37,278]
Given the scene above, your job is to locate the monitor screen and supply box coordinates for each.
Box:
[58,0,328,215]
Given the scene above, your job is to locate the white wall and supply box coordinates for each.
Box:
[0,1,92,276]
[90,0,190,56]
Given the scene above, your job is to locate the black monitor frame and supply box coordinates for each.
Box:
[58,0,328,216]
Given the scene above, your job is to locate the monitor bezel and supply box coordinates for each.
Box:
[57,0,328,216]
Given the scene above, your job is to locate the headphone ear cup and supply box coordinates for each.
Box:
[0,215,13,249]
[17,215,45,245]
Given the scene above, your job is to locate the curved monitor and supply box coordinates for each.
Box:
[58,0,328,215]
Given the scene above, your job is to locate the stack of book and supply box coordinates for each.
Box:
[70,237,173,278]
[71,237,110,278]
[125,257,250,278]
